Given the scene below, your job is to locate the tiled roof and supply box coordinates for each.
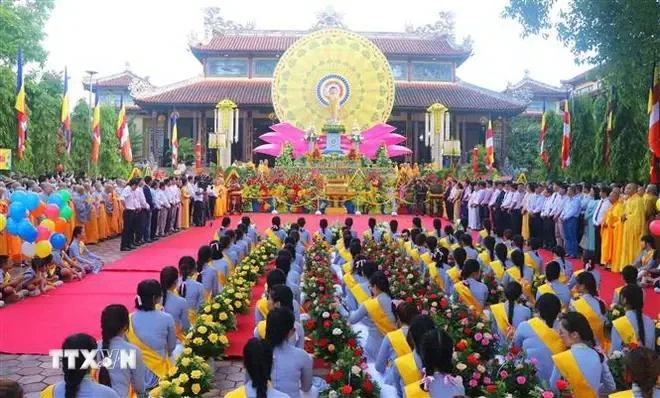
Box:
[561,66,601,85]
[190,30,471,62]
[504,77,566,96]
[134,77,526,114]
[82,71,148,90]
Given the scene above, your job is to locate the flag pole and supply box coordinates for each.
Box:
[86,70,97,174]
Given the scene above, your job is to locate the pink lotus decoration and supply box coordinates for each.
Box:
[253,122,411,159]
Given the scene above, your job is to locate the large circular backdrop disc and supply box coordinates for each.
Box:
[272,29,395,131]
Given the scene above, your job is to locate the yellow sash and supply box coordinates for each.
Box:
[537,283,556,297]
[614,286,623,302]
[528,318,566,355]
[410,249,420,262]
[641,250,654,266]
[506,267,535,305]
[573,297,609,350]
[3,271,10,284]
[609,390,634,398]
[204,290,212,303]
[453,281,483,313]
[394,353,422,385]
[524,252,539,271]
[223,253,235,274]
[344,273,357,288]
[404,241,412,251]
[342,262,352,274]
[490,303,511,337]
[126,313,173,378]
[349,282,370,306]
[427,262,445,291]
[489,260,505,280]
[175,324,186,343]
[257,320,267,339]
[225,385,248,398]
[39,385,54,398]
[446,266,460,284]
[256,297,269,319]
[217,271,226,286]
[187,308,197,326]
[364,298,396,335]
[363,230,372,240]
[478,251,491,267]
[479,229,488,238]
[404,381,431,398]
[420,252,433,266]
[340,250,352,263]
[265,228,282,247]
[612,316,638,346]
[384,233,392,242]
[552,349,598,398]
[388,328,412,357]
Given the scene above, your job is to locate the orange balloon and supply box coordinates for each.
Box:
[31,202,46,217]
[55,217,68,234]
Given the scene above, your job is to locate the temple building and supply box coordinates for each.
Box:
[503,71,567,116]
[561,67,603,97]
[88,28,527,166]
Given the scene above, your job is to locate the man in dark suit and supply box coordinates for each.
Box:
[142,176,154,243]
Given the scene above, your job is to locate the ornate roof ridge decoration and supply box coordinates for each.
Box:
[82,70,151,90]
[192,28,470,42]
[561,66,602,85]
[311,6,346,30]
[506,74,566,94]
[133,75,206,100]
[453,79,529,107]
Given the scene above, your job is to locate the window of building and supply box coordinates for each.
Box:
[207,58,249,77]
[526,99,558,113]
[411,62,453,82]
[389,61,408,80]
[253,59,277,77]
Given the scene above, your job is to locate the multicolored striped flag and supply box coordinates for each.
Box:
[91,89,101,164]
[485,119,494,169]
[15,49,27,160]
[195,134,202,169]
[170,112,179,167]
[59,67,72,155]
[648,63,659,183]
[561,99,571,170]
[116,96,132,162]
[539,102,549,165]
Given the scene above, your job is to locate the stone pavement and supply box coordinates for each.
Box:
[0,235,245,397]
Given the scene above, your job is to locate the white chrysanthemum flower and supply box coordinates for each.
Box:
[322,311,330,319]
[332,328,342,336]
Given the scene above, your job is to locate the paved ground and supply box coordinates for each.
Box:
[0,235,245,397]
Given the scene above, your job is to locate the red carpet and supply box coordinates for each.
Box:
[0,213,656,356]
[225,275,267,358]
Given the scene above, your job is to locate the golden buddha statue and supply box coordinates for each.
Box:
[326,86,341,123]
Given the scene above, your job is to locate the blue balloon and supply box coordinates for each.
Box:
[25,192,40,211]
[10,190,27,204]
[6,218,18,235]
[47,193,64,208]
[8,202,26,221]
[50,233,67,250]
[18,219,37,243]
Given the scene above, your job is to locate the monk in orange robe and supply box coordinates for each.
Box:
[601,190,623,269]
[617,184,645,271]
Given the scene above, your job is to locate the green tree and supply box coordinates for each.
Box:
[178,137,194,165]
[0,0,55,65]
[69,100,92,175]
[506,116,543,172]
[503,0,659,182]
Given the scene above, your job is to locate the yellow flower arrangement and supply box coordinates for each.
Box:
[180,357,191,367]
[193,337,204,345]
[191,383,201,395]
[178,373,189,384]
[191,370,203,380]
[219,312,228,321]
[197,326,208,334]
[208,333,219,344]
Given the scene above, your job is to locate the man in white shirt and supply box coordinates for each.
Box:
[192,178,205,226]
[528,183,546,241]
[489,181,503,232]
[134,179,150,245]
[119,178,139,251]
[510,183,525,235]
[592,186,612,264]
[468,182,484,230]
[499,182,514,232]
[541,186,557,249]
[446,180,457,221]
[186,176,195,227]
[157,181,170,236]
[551,183,568,249]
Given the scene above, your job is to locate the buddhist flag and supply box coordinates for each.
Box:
[91,90,101,164]
[59,67,72,155]
[539,101,549,165]
[648,63,659,182]
[171,112,179,167]
[116,95,132,162]
[485,119,494,169]
[15,49,27,160]
[604,86,615,166]
[561,99,571,170]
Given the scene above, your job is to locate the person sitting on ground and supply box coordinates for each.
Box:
[617,347,660,398]
[177,256,204,322]
[255,268,301,323]
[217,216,231,239]
[414,329,465,397]
[487,242,512,281]
[0,255,24,304]
[438,225,458,250]
[344,217,357,239]
[452,259,488,312]
[389,315,437,397]
[459,233,478,260]
[569,272,608,348]
[552,246,573,284]
[253,285,304,349]
[610,285,655,352]
[568,254,602,290]
[160,266,191,342]
[209,240,229,289]
[224,338,289,398]
[477,218,493,246]
[479,236,496,268]
[97,304,147,398]
[195,245,219,302]
[0,379,23,398]
[525,237,544,275]
[490,281,532,341]
[297,217,310,247]
[40,333,119,397]
[318,218,333,244]
[68,226,103,274]
[633,235,656,271]
[613,265,639,305]
[536,261,572,308]
[375,302,420,375]
[502,229,514,250]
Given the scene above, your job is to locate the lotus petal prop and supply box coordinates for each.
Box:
[253,143,283,157]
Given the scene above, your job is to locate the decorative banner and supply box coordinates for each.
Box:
[0,149,11,170]
[271,29,395,131]
[472,146,479,174]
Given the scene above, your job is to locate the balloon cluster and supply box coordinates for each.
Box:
[0,190,72,258]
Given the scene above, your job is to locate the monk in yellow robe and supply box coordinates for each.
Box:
[107,185,120,236]
[643,184,657,234]
[601,190,622,269]
[84,187,99,245]
[214,177,227,217]
[180,184,190,229]
[617,184,645,272]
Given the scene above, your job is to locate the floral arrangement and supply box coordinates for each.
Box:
[485,347,554,397]
[388,257,424,304]
[321,347,380,398]
[531,274,546,297]
[185,320,229,359]
[217,284,251,315]
[604,302,626,331]
[157,349,213,398]
[609,343,635,391]
[202,296,237,331]
[433,301,498,360]
[420,286,448,315]
[483,272,504,305]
